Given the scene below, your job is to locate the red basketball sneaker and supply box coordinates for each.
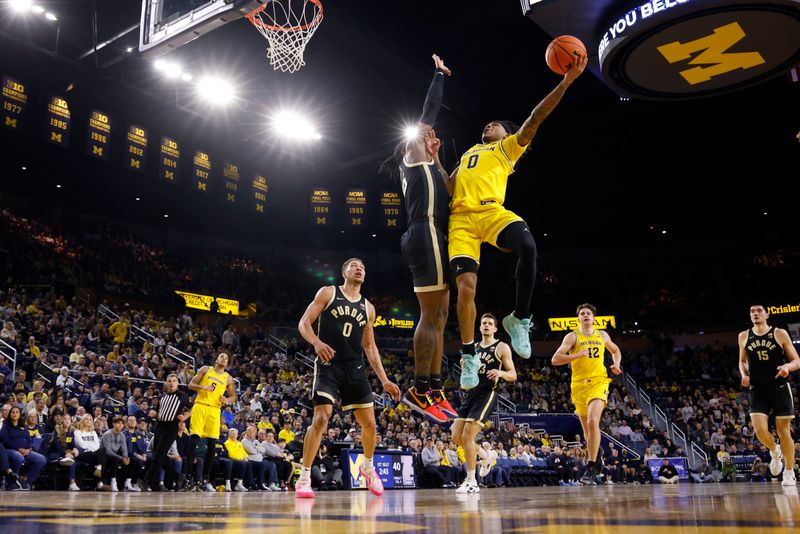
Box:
[431,389,458,419]
[402,387,448,423]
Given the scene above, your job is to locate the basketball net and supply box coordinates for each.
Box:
[246,0,324,73]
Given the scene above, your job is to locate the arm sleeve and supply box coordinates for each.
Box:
[419,70,446,126]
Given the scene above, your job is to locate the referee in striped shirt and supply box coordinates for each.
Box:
[144,373,192,490]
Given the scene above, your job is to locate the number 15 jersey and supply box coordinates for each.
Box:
[570,329,607,382]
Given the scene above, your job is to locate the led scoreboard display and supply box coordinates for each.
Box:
[252,175,268,214]
[310,188,331,226]
[86,110,112,161]
[2,76,27,131]
[346,189,366,227]
[126,125,148,171]
[380,191,402,229]
[160,136,180,182]
[344,451,416,490]
[193,150,211,193]
[223,162,240,203]
[44,95,70,146]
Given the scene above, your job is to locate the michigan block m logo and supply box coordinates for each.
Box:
[657,22,765,85]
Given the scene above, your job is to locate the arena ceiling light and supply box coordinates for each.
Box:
[8,0,32,13]
[196,76,236,106]
[403,125,419,142]
[153,59,184,80]
[272,110,321,141]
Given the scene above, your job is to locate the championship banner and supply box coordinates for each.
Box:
[548,315,617,332]
[86,110,112,161]
[380,191,401,229]
[223,162,240,203]
[193,150,211,193]
[44,95,70,146]
[160,136,180,182]
[310,187,331,226]
[125,125,147,172]
[2,76,27,131]
[252,175,268,214]
[346,189,366,227]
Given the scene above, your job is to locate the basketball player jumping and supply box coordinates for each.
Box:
[186,351,237,491]
[452,313,516,493]
[296,258,402,498]
[379,54,456,423]
[551,303,621,484]
[449,52,587,377]
[739,304,800,487]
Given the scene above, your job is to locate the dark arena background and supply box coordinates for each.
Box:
[1,0,799,532]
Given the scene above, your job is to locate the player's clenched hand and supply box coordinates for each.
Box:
[609,364,622,376]
[776,364,791,378]
[314,340,336,362]
[432,54,451,76]
[741,375,750,387]
[382,380,401,401]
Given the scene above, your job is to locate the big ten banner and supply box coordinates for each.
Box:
[125,124,147,172]
[86,110,112,161]
[160,136,180,182]
[380,191,402,229]
[2,76,27,131]
[193,150,211,193]
[548,315,617,332]
[223,162,240,203]
[252,175,268,214]
[346,189,366,227]
[44,95,70,146]
[310,187,331,226]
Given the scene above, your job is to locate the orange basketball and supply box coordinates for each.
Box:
[545,35,586,75]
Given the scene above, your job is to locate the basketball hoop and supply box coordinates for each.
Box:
[246,0,324,73]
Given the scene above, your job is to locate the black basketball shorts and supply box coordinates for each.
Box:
[312,359,374,411]
[456,388,498,427]
[400,220,449,293]
[749,382,795,418]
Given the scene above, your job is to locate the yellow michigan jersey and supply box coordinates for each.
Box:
[569,329,607,382]
[195,367,229,407]
[451,133,528,214]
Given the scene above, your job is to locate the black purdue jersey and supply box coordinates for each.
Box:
[317,286,368,365]
[745,327,787,385]
[400,160,449,226]
[475,340,504,390]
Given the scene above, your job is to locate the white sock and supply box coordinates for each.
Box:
[363,458,374,472]
[300,467,311,480]
[466,468,476,483]
[125,478,132,486]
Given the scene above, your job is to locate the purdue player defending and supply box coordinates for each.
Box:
[296,258,402,498]
[551,303,622,484]
[451,313,516,493]
[380,54,455,423]
[186,351,237,491]
[450,52,588,376]
[739,304,800,487]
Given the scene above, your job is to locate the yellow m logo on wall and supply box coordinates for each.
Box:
[657,22,765,85]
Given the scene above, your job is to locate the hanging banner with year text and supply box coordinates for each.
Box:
[2,75,27,131]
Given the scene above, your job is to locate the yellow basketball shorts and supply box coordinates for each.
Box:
[448,206,523,264]
[570,377,611,417]
[189,402,222,439]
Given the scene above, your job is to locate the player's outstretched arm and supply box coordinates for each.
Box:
[551,332,585,365]
[775,328,800,377]
[362,301,401,400]
[406,54,451,165]
[516,52,588,147]
[601,331,623,375]
[738,331,750,387]
[298,286,336,362]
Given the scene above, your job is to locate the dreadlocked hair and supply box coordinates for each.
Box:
[378,141,406,183]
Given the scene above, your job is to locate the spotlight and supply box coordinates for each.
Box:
[31,5,43,14]
[135,197,140,201]
[181,73,193,82]
[126,47,133,53]
[163,214,169,218]
[56,184,61,188]
[154,59,182,79]
[403,125,419,141]
[272,111,321,141]
[9,0,32,13]
[44,11,56,21]
[196,76,235,105]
